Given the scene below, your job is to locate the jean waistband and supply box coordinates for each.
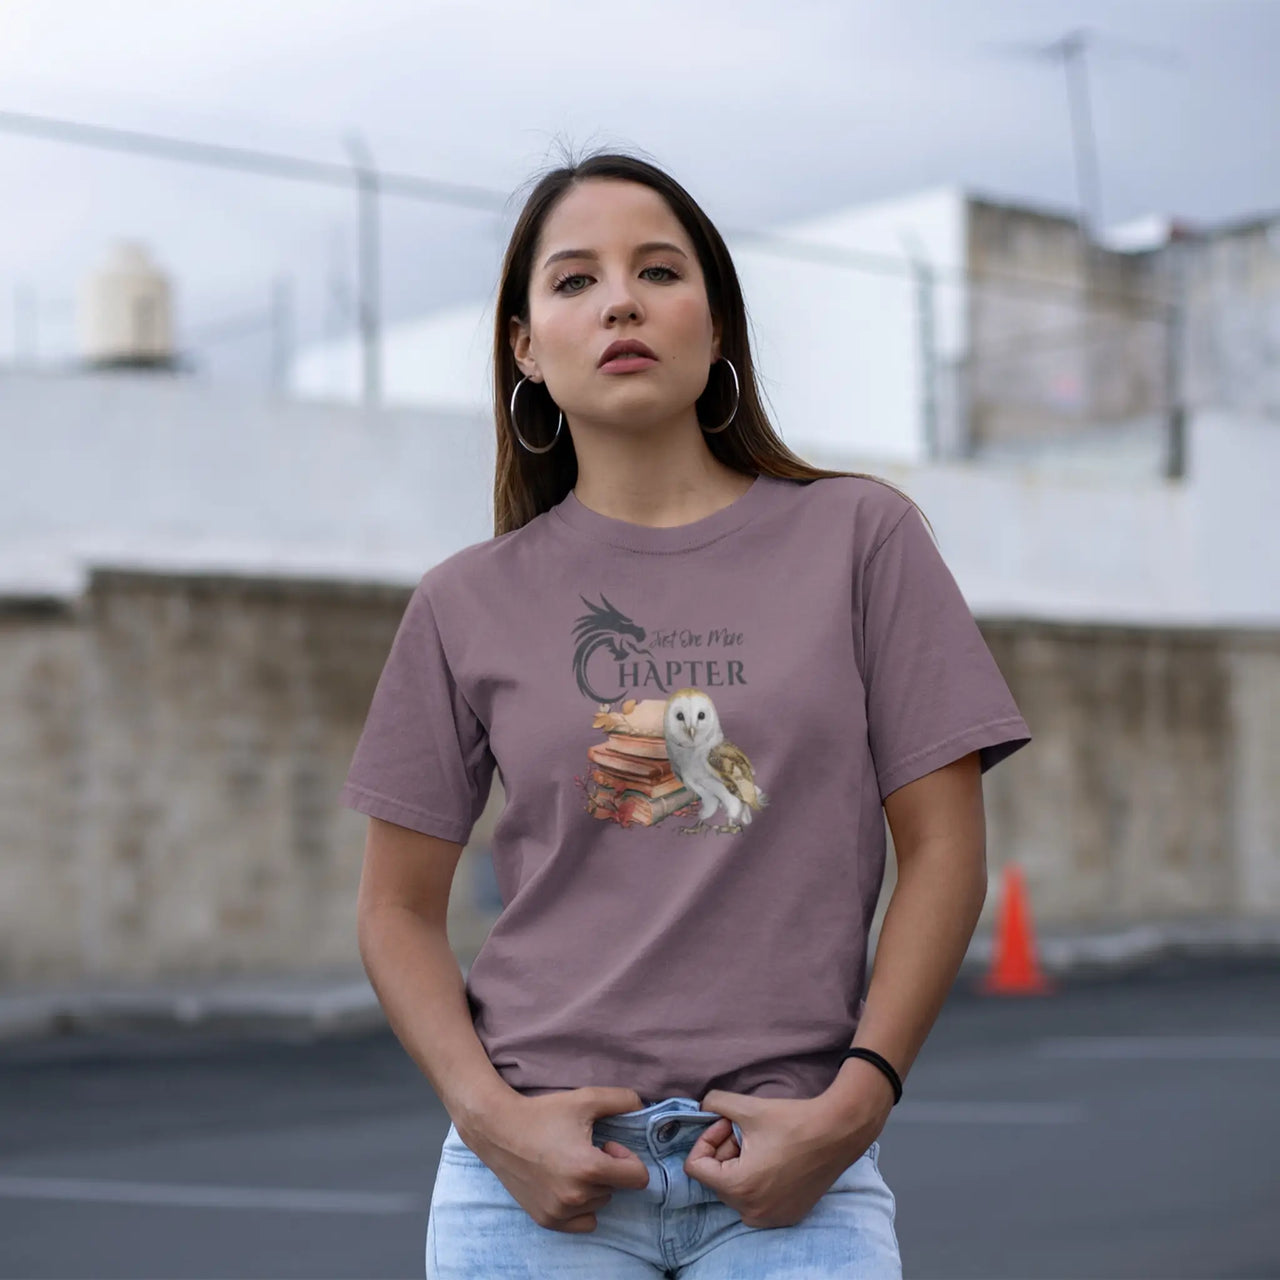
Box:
[591,1096,744,1157]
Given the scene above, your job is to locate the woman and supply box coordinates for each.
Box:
[340,149,1031,1278]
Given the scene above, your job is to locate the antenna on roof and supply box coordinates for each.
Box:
[983,26,1182,254]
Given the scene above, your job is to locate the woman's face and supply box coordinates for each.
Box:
[510,178,722,432]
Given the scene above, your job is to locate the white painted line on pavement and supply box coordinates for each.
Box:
[888,1102,1086,1124]
[1036,1035,1280,1060]
[0,1175,423,1214]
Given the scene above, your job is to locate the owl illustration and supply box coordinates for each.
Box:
[662,687,768,835]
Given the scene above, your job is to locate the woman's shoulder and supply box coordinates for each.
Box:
[787,471,918,549]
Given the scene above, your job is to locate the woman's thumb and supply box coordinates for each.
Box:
[600,1139,637,1160]
[583,1087,646,1119]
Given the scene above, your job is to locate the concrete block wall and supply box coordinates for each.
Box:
[0,570,1276,986]
[0,598,86,983]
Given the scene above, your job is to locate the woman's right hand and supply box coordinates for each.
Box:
[458,1086,652,1233]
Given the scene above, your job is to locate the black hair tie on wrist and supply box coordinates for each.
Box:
[841,1047,903,1105]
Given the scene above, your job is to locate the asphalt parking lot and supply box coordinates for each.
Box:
[2,958,1277,1279]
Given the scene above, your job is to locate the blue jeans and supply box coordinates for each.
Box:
[425,1095,901,1278]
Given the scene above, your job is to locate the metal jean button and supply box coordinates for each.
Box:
[655,1119,681,1142]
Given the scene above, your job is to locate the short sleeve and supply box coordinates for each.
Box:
[860,505,1031,802]
[337,580,496,843]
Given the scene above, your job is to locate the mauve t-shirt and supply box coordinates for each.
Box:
[338,472,1031,1103]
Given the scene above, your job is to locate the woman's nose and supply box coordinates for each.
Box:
[602,288,643,325]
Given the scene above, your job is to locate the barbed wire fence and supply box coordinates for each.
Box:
[0,106,1217,478]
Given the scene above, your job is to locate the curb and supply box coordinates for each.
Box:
[955,918,1280,980]
[3,921,1279,1043]
[0,976,388,1043]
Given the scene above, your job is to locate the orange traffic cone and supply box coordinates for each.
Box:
[978,862,1054,995]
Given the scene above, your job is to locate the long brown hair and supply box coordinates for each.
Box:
[491,145,931,538]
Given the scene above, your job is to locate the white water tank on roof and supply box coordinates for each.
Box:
[79,241,176,368]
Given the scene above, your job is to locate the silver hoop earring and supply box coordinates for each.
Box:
[701,357,739,434]
[509,376,564,454]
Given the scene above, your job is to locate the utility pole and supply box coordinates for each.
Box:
[270,274,295,395]
[345,133,381,408]
[899,229,939,461]
[13,283,38,367]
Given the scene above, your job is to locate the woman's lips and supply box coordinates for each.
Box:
[599,355,659,374]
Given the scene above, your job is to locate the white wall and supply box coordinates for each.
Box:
[1190,410,1280,623]
[2,370,1275,626]
[0,369,496,596]
[809,410,1277,626]
[290,299,494,413]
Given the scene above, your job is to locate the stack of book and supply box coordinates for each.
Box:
[583,698,696,827]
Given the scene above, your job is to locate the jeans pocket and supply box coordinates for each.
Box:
[830,1141,880,1189]
[439,1123,486,1167]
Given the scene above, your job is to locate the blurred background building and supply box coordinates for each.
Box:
[1,174,1278,986]
[1,2,1278,990]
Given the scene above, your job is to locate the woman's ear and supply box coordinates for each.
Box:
[509,316,539,381]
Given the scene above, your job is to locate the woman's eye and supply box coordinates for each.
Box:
[552,264,680,294]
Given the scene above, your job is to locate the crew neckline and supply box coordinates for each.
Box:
[550,472,785,553]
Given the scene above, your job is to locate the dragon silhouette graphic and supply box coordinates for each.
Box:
[571,593,656,703]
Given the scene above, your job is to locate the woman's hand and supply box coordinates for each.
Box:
[684,1087,887,1229]
[458,1086,652,1234]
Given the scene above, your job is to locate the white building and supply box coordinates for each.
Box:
[290,187,973,465]
[1,367,1276,628]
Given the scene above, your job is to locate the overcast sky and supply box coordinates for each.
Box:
[1,0,1276,385]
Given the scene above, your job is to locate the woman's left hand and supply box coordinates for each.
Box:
[683,1089,884,1229]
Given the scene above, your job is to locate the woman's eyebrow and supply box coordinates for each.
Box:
[541,241,689,270]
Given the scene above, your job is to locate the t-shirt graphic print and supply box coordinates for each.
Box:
[338,472,1031,1104]
[574,590,768,832]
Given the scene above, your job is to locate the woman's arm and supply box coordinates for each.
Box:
[820,749,989,1119]
[358,816,655,1230]
[356,816,523,1140]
